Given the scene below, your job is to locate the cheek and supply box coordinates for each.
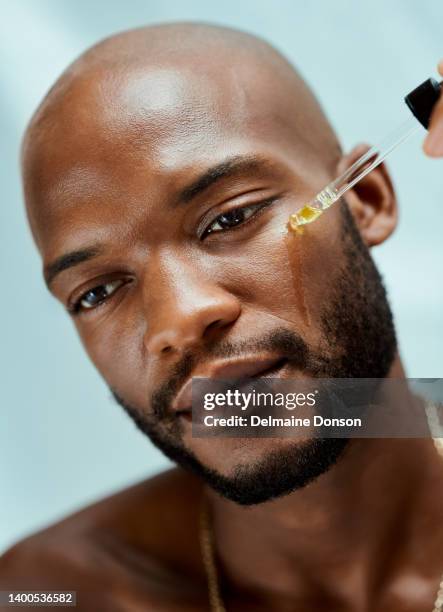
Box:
[213,239,288,319]
[75,312,147,402]
[292,207,345,309]
[208,206,343,343]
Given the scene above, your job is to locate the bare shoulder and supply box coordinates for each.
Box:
[0,469,206,611]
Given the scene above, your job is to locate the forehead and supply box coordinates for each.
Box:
[23,63,319,256]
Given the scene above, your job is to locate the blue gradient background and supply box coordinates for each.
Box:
[1,0,442,551]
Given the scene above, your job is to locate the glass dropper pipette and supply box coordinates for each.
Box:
[289,78,442,232]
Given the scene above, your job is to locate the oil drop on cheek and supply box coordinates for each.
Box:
[288,204,324,232]
[284,230,311,327]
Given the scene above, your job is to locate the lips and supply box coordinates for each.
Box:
[172,356,287,415]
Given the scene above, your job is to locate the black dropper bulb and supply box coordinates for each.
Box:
[405,78,442,129]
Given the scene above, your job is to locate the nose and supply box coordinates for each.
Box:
[143,261,241,357]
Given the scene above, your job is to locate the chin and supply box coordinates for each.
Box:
[186,436,310,477]
[180,435,349,505]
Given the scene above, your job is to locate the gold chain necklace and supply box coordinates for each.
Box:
[199,437,443,612]
[199,495,227,612]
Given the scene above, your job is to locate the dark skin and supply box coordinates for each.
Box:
[2,24,443,611]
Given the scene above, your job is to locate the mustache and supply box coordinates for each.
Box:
[149,327,316,421]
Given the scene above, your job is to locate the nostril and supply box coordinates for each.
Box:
[206,319,223,332]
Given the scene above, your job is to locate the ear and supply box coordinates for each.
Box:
[337,143,398,247]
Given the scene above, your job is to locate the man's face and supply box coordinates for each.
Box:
[24,64,396,504]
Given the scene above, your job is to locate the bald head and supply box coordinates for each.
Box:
[22,23,340,248]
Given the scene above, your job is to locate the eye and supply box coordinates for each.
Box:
[72,279,126,314]
[201,199,276,239]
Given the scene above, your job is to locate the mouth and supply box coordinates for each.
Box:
[172,356,288,420]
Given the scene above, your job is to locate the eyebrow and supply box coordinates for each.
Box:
[178,155,274,204]
[44,246,103,288]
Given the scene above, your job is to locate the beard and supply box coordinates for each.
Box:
[112,202,397,505]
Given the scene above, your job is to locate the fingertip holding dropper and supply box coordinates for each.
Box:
[288,77,442,233]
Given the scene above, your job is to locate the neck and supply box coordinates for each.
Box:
[207,357,443,608]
